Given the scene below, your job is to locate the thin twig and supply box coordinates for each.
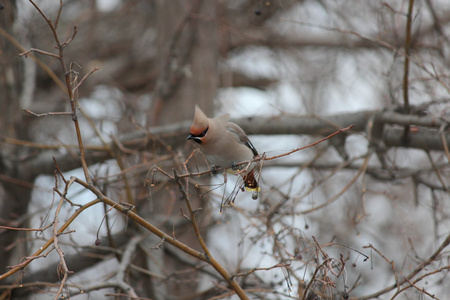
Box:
[0,198,101,281]
[359,233,450,300]
[22,109,73,117]
[299,151,369,215]
[72,67,99,94]
[264,124,355,162]
[173,170,250,299]
[393,277,441,300]
[439,123,450,163]
[19,48,59,58]
[425,151,448,192]
[28,0,92,185]
[0,224,53,232]
[0,27,67,92]
[301,260,327,300]
[52,175,75,300]
[231,263,290,279]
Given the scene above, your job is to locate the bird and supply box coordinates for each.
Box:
[187,105,260,199]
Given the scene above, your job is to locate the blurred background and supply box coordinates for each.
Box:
[1,0,450,299]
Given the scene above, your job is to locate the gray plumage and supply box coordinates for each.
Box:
[187,105,260,198]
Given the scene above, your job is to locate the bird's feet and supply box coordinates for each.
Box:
[231,161,241,171]
[211,165,222,175]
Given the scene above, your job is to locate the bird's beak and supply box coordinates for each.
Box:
[187,134,202,144]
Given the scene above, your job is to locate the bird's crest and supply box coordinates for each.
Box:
[190,105,209,135]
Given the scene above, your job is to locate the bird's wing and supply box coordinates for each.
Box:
[226,122,258,156]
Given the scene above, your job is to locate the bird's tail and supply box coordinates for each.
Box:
[243,169,260,199]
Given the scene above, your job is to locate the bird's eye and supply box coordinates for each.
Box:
[199,127,208,137]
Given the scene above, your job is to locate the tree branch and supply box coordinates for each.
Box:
[9,110,449,183]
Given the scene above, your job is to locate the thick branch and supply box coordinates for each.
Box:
[17,110,450,180]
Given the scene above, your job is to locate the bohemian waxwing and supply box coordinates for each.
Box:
[187,105,260,199]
